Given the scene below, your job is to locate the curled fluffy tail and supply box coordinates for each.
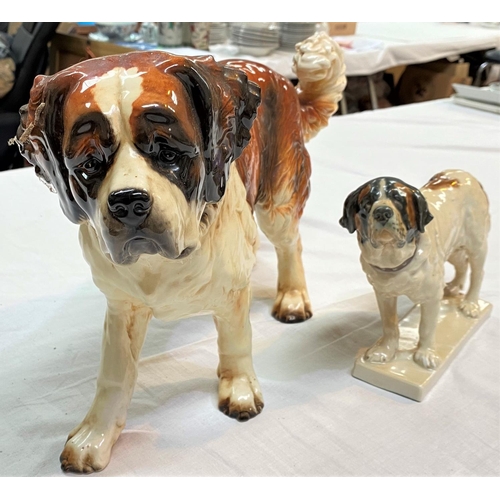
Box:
[292,32,347,142]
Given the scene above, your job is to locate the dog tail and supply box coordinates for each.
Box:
[292,32,347,142]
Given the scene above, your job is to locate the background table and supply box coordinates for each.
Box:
[342,22,500,76]
[0,99,498,477]
[194,23,500,79]
[50,23,500,80]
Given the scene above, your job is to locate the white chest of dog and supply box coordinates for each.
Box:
[79,164,257,322]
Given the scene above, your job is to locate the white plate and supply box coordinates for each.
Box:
[452,83,500,106]
[237,45,277,56]
[452,95,500,114]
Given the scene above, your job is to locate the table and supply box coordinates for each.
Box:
[0,99,498,477]
[342,22,500,77]
[49,24,500,116]
[51,23,500,80]
[336,22,500,112]
[137,22,500,113]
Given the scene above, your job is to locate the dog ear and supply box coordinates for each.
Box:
[222,66,261,160]
[170,58,260,203]
[412,188,434,233]
[14,73,87,224]
[339,186,363,233]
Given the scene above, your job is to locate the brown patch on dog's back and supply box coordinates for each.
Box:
[228,60,311,216]
[423,172,460,191]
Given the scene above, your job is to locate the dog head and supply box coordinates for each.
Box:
[339,176,433,250]
[14,51,260,265]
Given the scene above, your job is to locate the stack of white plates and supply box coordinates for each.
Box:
[229,22,280,56]
[451,83,500,114]
[279,22,319,51]
[209,22,228,45]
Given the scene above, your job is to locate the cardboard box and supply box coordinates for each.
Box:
[328,22,357,36]
[396,61,472,104]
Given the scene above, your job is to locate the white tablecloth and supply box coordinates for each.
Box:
[0,99,499,477]
[340,22,500,76]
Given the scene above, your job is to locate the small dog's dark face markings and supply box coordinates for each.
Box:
[340,176,434,247]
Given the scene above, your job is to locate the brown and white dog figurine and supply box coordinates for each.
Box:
[340,170,489,370]
[14,32,346,473]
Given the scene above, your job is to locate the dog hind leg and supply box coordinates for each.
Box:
[60,299,152,473]
[444,248,468,297]
[459,242,487,318]
[214,286,264,421]
[255,201,312,323]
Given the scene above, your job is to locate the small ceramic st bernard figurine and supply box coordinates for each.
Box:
[340,170,490,386]
[13,32,346,472]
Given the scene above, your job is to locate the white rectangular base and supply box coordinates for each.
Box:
[352,296,492,402]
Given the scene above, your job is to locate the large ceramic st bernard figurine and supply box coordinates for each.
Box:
[340,170,490,385]
[13,32,346,473]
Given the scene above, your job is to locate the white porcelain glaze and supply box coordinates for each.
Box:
[61,163,260,472]
[293,31,347,141]
[353,296,492,401]
[340,170,490,371]
[15,34,347,472]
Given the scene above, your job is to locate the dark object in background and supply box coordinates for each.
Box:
[344,72,392,113]
[473,49,500,86]
[0,22,59,170]
[390,59,472,106]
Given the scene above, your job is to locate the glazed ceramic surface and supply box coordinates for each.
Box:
[14,32,346,473]
[340,170,490,376]
[352,296,492,401]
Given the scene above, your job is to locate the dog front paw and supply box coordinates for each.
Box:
[218,373,264,422]
[272,289,312,323]
[60,421,122,473]
[459,300,480,318]
[363,343,397,364]
[413,348,440,370]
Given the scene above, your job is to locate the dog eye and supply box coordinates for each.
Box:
[392,194,404,207]
[80,158,102,174]
[157,148,178,166]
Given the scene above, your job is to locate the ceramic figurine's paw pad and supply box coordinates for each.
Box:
[218,374,264,422]
[60,423,118,473]
[459,300,480,318]
[272,289,312,323]
[364,343,397,364]
[413,348,440,370]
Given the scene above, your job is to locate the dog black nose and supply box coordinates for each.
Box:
[108,189,152,227]
[373,206,393,224]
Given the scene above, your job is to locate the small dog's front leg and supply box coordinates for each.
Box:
[214,286,263,422]
[60,299,152,473]
[364,294,399,364]
[414,299,440,370]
